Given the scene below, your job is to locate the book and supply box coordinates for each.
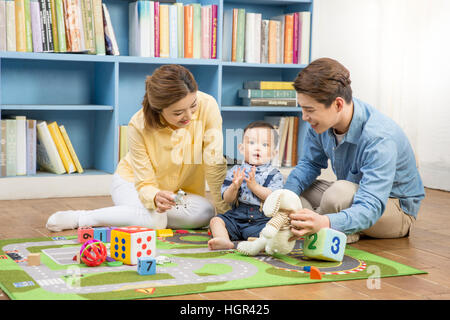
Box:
[192,3,200,59]
[239,89,296,99]
[128,1,139,55]
[260,19,269,64]
[293,12,299,64]
[264,116,284,168]
[30,0,43,52]
[102,3,119,55]
[54,0,66,52]
[6,0,16,51]
[153,0,159,57]
[244,12,254,63]
[36,120,65,174]
[92,0,105,55]
[159,4,169,58]
[59,125,83,173]
[65,0,84,52]
[222,8,233,61]
[14,115,27,175]
[81,0,95,54]
[267,20,279,64]
[0,0,6,51]
[299,11,311,64]
[241,98,297,107]
[14,0,27,52]
[183,4,193,58]
[169,4,177,58]
[47,121,76,173]
[0,120,6,177]
[291,116,299,166]
[272,15,285,64]
[26,119,36,175]
[210,4,217,59]
[40,0,54,52]
[235,8,245,62]
[283,14,293,64]
[49,0,59,52]
[200,5,210,59]
[285,117,294,166]
[244,81,294,90]
[175,2,183,58]
[5,119,17,176]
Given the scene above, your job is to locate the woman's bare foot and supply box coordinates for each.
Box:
[208,237,235,250]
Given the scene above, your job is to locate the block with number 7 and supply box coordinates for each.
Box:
[303,228,347,262]
[137,257,156,275]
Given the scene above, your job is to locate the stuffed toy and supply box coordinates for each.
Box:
[237,189,302,256]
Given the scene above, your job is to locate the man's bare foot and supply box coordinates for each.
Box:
[208,237,235,250]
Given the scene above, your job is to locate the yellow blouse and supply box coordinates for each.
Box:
[116,91,230,214]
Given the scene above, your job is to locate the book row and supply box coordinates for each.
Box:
[239,81,297,107]
[0,0,119,55]
[0,116,84,177]
[264,115,299,168]
[224,9,311,64]
[129,1,218,59]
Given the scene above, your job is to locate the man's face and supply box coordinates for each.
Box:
[298,93,339,134]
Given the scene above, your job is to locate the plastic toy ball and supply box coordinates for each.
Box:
[79,239,107,267]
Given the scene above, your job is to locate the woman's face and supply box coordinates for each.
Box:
[161,92,198,129]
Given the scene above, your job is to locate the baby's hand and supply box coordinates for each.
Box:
[232,167,246,188]
[244,166,258,190]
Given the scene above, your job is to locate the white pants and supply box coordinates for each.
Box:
[78,173,215,230]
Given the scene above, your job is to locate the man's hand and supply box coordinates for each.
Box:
[154,190,176,213]
[289,208,330,241]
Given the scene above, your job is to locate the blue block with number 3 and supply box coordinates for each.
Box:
[303,228,347,262]
[137,257,156,275]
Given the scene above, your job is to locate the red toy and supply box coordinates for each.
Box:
[80,239,107,267]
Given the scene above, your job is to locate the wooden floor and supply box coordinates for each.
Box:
[0,188,449,300]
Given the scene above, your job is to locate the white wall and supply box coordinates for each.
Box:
[311,0,450,191]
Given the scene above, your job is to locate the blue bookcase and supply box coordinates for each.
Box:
[0,0,313,183]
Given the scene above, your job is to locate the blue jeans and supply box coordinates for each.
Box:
[217,203,270,241]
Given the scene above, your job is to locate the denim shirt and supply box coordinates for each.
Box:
[284,98,425,234]
[221,162,284,207]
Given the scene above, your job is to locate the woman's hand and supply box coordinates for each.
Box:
[154,190,176,213]
[288,208,330,241]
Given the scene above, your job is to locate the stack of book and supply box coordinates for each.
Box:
[0,0,118,55]
[240,81,297,107]
[0,117,83,176]
[264,115,299,168]
[129,1,218,59]
[223,9,311,64]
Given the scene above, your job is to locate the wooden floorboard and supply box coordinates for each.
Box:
[0,188,449,300]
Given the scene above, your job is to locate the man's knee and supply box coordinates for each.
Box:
[319,180,358,214]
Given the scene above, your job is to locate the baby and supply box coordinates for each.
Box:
[208,121,284,250]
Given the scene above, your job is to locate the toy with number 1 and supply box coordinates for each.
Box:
[303,228,347,262]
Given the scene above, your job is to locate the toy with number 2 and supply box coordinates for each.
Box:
[303,228,347,262]
[80,239,107,267]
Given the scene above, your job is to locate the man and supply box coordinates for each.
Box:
[285,58,425,243]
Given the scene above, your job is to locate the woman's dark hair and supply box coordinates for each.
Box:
[142,64,198,128]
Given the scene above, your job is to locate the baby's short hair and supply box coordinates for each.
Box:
[243,121,279,146]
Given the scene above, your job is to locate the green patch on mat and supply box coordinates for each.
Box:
[0,232,426,300]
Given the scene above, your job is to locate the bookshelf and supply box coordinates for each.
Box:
[0,0,313,199]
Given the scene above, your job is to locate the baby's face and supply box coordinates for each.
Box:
[239,127,275,166]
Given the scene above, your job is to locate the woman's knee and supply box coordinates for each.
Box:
[319,180,358,214]
[167,194,215,229]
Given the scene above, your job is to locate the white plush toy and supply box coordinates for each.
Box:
[237,189,303,256]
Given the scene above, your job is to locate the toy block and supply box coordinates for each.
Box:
[137,257,156,275]
[27,253,40,266]
[110,226,156,265]
[309,266,322,280]
[94,227,108,242]
[303,228,347,262]
[77,227,94,243]
[156,229,173,237]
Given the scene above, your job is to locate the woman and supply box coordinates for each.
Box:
[46,65,230,231]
